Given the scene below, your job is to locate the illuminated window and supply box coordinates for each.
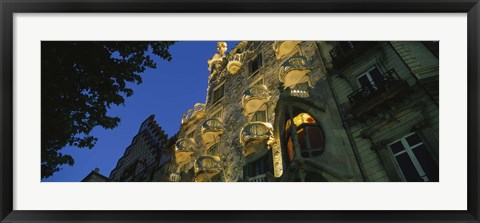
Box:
[388,133,439,182]
[284,112,325,163]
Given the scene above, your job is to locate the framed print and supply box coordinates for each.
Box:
[1,0,479,222]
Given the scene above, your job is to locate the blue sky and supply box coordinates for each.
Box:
[43,41,239,182]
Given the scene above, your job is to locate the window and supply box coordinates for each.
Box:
[388,133,439,182]
[244,152,273,178]
[251,110,267,122]
[284,112,325,164]
[211,83,225,104]
[356,66,385,90]
[249,53,263,75]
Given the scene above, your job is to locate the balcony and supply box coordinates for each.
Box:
[346,69,410,116]
[169,172,181,182]
[279,56,311,88]
[174,138,197,165]
[201,118,224,147]
[181,103,206,125]
[329,41,376,68]
[242,85,271,116]
[272,41,301,60]
[194,155,223,182]
[240,122,274,162]
[281,88,310,99]
[247,173,267,182]
[227,53,243,74]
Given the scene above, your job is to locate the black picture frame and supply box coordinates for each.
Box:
[1,0,479,222]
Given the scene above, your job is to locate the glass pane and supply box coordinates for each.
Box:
[306,126,324,150]
[412,145,439,182]
[369,67,385,88]
[395,153,423,182]
[297,128,307,151]
[389,141,405,154]
[287,136,294,161]
[357,74,371,89]
[406,133,423,147]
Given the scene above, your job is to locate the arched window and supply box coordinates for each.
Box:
[283,112,325,165]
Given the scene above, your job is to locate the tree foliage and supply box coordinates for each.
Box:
[41,41,175,179]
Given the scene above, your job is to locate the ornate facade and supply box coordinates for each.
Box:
[168,41,439,182]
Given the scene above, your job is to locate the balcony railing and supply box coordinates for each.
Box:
[201,118,224,147]
[240,122,274,161]
[181,103,206,125]
[279,56,311,88]
[272,41,301,60]
[346,69,409,116]
[242,85,271,116]
[169,172,181,182]
[227,53,244,74]
[329,41,376,68]
[194,155,223,182]
[174,138,197,165]
[248,173,267,182]
[282,88,310,99]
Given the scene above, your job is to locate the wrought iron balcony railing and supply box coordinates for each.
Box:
[279,56,311,88]
[201,118,224,147]
[247,173,267,182]
[169,172,181,182]
[272,41,301,60]
[174,138,197,165]
[240,122,274,161]
[240,122,274,146]
[242,85,271,116]
[329,41,376,68]
[181,103,206,125]
[227,53,244,74]
[346,69,408,116]
[194,155,223,182]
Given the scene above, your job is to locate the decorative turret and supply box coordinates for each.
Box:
[207,42,228,79]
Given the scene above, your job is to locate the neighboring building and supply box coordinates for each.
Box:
[108,115,170,182]
[319,41,439,182]
[81,168,108,182]
[168,41,439,182]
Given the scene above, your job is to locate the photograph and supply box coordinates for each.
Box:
[41,41,439,183]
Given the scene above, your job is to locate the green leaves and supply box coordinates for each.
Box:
[41,41,175,179]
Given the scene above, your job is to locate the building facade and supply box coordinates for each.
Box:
[81,168,109,182]
[109,115,171,182]
[167,41,438,182]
